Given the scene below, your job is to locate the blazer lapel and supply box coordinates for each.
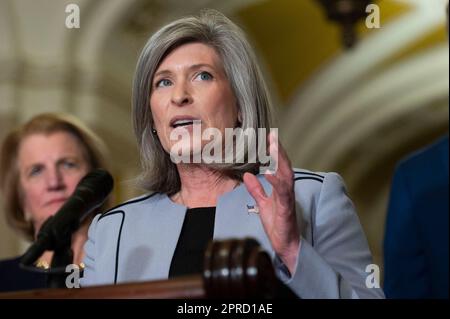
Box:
[118,194,186,282]
[214,177,274,255]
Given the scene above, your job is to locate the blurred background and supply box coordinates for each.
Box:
[0,0,448,283]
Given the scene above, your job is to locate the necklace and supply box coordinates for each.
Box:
[35,259,85,270]
[35,259,50,270]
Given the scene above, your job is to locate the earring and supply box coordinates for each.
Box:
[24,212,32,222]
[151,128,157,135]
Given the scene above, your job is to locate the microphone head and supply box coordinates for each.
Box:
[74,168,114,207]
[20,169,114,267]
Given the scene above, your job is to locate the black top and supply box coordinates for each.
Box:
[0,256,47,292]
[169,207,216,278]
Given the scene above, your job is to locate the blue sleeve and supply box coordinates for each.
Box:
[276,173,384,298]
[383,166,429,298]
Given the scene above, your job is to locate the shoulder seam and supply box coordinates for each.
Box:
[99,209,125,221]
[294,176,324,183]
[293,170,325,179]
[100,193,157,217]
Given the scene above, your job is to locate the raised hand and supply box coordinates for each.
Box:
[243,131,300,274]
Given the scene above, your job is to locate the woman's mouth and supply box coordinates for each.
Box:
[46,198,67,206]
[170,116,201,129]
[170,121,202,135]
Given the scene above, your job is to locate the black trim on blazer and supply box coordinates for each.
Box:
[100,193,157,217]
[293,174,323,247]
[97,193,158,284]
[293,170,324,179]
[311,207,315,248]
[293,176,324,183]
[97,210,125,284]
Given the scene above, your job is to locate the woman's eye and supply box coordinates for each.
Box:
[62,161,77,169]
[29,166,42,177]
[155,79,172,88]
[195,71,213,81]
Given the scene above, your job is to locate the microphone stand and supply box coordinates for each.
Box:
[47,238,73,289]
[20,169,114,289]
[20,216,76,289]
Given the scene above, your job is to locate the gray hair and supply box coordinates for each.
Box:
[132,9,273,195]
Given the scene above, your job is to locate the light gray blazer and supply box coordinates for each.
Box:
[81,169,384,299]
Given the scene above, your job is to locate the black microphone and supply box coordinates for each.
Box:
[20,168,114,267]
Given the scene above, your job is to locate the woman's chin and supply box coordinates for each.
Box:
[168,142,204,164]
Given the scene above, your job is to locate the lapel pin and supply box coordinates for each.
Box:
[247,205,259,214]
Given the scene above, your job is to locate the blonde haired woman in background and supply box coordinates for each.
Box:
[0,113,111,292]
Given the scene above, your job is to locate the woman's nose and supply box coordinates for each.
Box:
[171,82,193,106]
[46,168,65,191]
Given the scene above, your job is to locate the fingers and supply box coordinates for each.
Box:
[243,172,268,207]
[267,131,293,186]
[262,132,294,209]
[264,170,292,205]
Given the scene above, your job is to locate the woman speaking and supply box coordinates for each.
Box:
[81,9,384,299]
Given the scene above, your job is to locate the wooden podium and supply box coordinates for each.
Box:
[0,238,297,299]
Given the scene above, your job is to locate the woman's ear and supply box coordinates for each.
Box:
[24,211,32,222]
[237,110,242,127]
